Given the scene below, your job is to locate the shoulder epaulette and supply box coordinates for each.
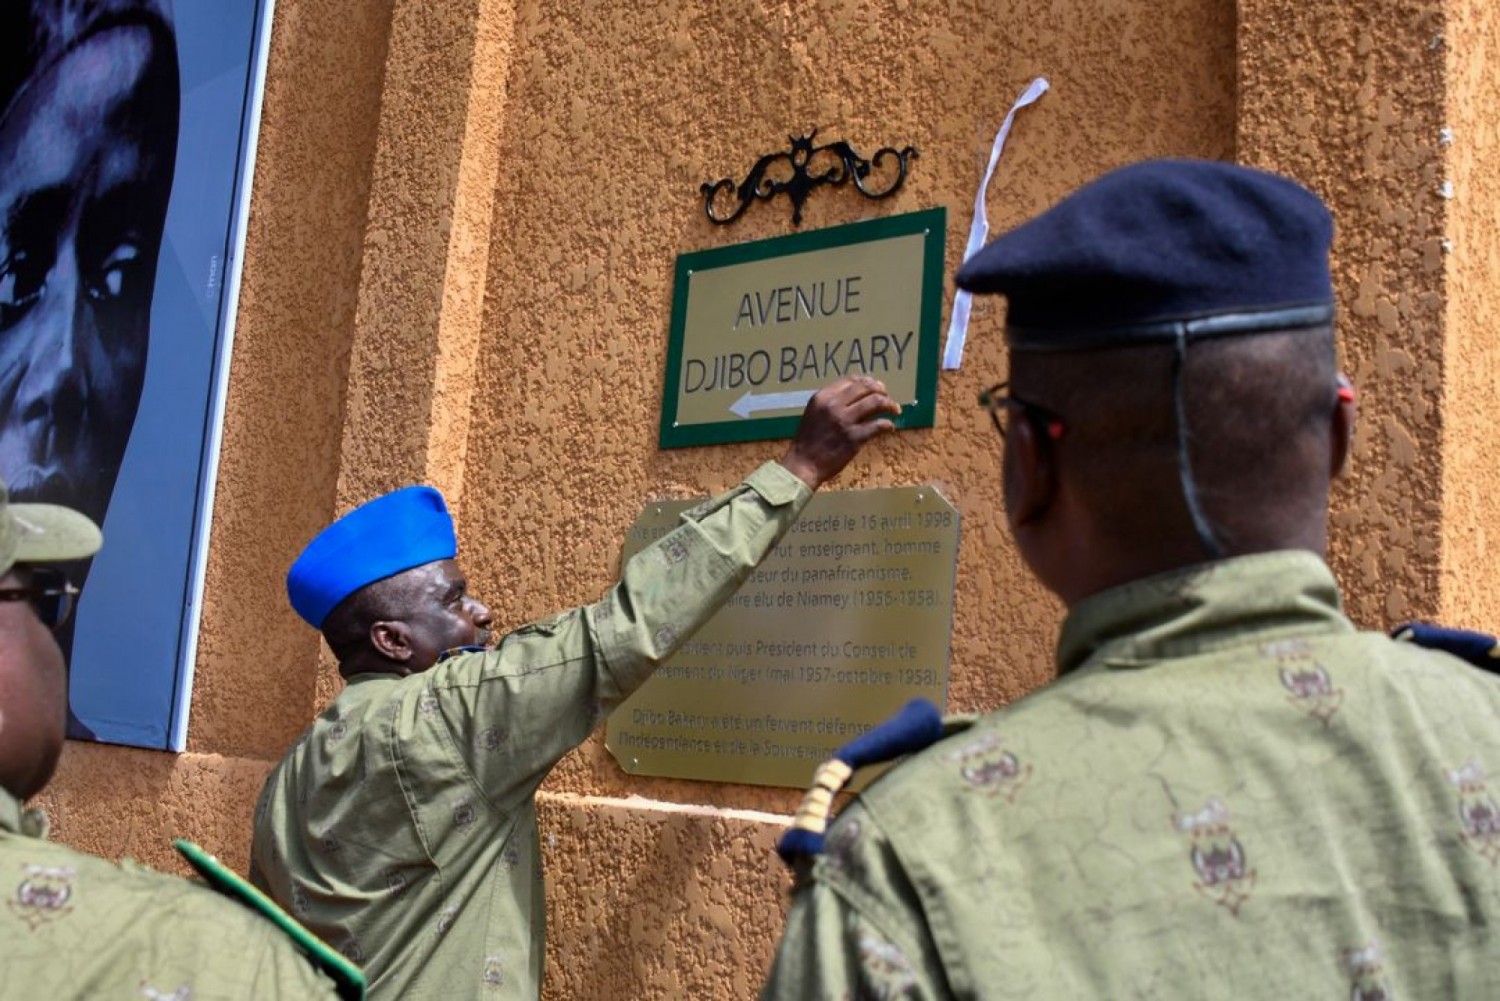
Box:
[1392,621,1500,674]
[174,840,366,1000]
[776,698,947,867]
[437,643,488,663]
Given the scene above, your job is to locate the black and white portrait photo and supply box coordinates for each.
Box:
[0,0,272,749]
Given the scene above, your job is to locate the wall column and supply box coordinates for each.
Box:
[335,0,515,509]
[1438,0,1500,627]
[1237,0,1449,627]
[318,0,517,704]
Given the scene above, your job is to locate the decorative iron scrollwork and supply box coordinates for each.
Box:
[701,130,917,226]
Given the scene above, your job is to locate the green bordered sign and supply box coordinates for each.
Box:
[660,207,946,448]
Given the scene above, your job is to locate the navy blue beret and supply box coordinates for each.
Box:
[287,485,457,629]
[955,158,1335,349]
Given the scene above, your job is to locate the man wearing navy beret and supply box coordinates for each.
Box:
[764,159,1500,998]
[249,375,899,999]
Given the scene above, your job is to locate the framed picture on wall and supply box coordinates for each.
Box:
[0,0,275,750]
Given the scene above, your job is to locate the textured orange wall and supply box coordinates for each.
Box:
[33,1,1496,998]
[1441,0,1500,627]
[1239,0,1448,628]
[538,795,791,999]
[315,0,519,709]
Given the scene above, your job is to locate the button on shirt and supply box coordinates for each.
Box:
[251,462,811,999]
[0,788,340,999]
[764,551,1500,1000]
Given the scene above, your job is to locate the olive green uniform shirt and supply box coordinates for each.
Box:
[764,552,1500,999]
[0,790,340,999]
[251,462,811,999]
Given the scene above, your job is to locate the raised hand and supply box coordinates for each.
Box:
[779,375,901,490]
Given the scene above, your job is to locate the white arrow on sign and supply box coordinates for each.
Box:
[728,389,816,419]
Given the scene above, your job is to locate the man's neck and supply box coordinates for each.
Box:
[1062,534,1329,610]
[338,655,410,680]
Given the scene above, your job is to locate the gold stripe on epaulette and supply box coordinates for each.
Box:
[791,787,836,833]
[815,759,854,790]
[788,759,855,835]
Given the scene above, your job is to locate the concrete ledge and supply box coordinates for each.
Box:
[539,790,793,1001]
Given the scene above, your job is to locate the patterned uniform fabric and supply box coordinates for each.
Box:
[0,790,340,999]
[763,551,1500,1000]
[251,462,811,999]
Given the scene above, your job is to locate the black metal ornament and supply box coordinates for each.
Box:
[701,130,917,226]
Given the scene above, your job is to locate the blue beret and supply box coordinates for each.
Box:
[956,158,1335,349]
[287,485,457,629]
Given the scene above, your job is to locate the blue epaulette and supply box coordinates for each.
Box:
[1392,621,1500,674]
[437,644,489,663]
[777,698,946,866]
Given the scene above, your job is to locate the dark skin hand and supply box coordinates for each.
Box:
[779,375,901,490]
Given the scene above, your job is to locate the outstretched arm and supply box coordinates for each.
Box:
[436,375,899,800]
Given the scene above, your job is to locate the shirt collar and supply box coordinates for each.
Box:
[0,786,49,839]
[1056,550,1352,676]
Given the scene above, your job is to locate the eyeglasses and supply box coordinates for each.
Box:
[978,382,1067,440]
[0,567,79,630]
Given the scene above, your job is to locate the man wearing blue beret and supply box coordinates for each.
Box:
[763,160,1500,998]
[249,375,899,998]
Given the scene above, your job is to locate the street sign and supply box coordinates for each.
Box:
[660,208,945,448]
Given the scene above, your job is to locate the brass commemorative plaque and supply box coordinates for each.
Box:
[606,485,957,788]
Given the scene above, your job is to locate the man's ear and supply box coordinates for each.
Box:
[370,620,413,663]
[1331,373,1356,478]
[1004,416,1058,528]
